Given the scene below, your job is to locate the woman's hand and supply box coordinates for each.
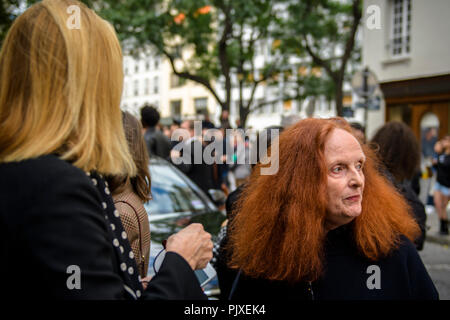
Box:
[165,223,213,270]
[140,276,152,290]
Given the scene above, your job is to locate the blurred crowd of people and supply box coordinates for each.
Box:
[139,104,269,198]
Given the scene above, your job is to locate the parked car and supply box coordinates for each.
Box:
[144,156,226,297]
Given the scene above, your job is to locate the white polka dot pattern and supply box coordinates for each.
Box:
[90,171,142,300]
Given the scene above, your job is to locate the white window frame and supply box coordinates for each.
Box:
[153,76,159,94]
[134,79,139,96]
[144,78,150,95]
[390,0,411,57]
[194,97,208,114]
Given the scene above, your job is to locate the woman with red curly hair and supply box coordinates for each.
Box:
[221,118,438,300]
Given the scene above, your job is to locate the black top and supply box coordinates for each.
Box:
[380,169,426,251]
[435,153,450,187]
[174,139,218,195]
[220,224,438,300]
[0,155,205,300]
[144,127,172,160]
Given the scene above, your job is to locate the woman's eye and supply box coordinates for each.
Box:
[332,166,342,173]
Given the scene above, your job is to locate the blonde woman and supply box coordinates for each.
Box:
[0,0,212,300]
[106,112,152,284]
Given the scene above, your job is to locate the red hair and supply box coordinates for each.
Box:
[227,118,420,283]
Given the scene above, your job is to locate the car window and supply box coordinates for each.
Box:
[144,162,208,214]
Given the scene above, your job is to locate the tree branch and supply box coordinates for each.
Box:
[339,0,362,76]
[161,46,225,108]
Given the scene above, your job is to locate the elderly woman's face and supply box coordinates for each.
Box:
[324,129,366,231]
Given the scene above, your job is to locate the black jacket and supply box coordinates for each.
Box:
[398,180,427,250]
[223,224,438,300]
[0,155,205,300]
[381,169,427,251]
[174,139,217,195]
[434,153,450,188]
[144,127,171,160]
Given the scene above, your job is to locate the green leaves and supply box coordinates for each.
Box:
[0,0,361,123]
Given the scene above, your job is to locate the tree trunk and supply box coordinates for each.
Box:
[240,105,250,128]
[334,79,344,117]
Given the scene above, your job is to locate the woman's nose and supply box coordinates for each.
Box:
[349,168,363,188]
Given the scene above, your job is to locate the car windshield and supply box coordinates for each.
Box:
[144,161,209,214]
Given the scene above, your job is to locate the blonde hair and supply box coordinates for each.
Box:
[0,0,136,176]
[107,111,152,203]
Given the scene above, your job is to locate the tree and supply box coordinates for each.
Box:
[0,0,22,47]
[0,0,96,46]
[279,0,362,116]
[99,0,287,126]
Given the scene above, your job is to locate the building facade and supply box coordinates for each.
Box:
[121,49,217,125]
[362,0,450,140]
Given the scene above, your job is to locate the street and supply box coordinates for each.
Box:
[420,241,450,299]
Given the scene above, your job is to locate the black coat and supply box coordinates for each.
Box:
[0,155,205,300]
[221,224,438,300]
[144,127,171,160]
[381,169,427,251]
[174,139,217,195]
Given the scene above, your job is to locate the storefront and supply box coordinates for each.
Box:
[381,74,450,142]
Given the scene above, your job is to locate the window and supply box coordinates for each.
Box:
[135,62,139,73]
[134,80,139,96]
[144,78,150,95]
[391,0,411,56]
[170,73,186,88]
[173,45,182,59]
[254,99,265,114]
[145,60,150,71]
[153,76,159,94]
[144,161,208,214]
[170,100,182,117]
[273,103,279,114]
[154,56,160,70]
[194,98,208,115]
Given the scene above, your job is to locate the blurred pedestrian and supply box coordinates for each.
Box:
[140,104,171,159]
[432,135,450,235]
[422,127,438,205]
[221,118,437,300]
[169,119,181,149]
[220,110,231,129]
[106,112,152,284]
[228,130,252,187]
[172,120,217,196]
[0,0,212,300]
[371,121,427,250]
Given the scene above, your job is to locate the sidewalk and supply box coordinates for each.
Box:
[424,206,450,246]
